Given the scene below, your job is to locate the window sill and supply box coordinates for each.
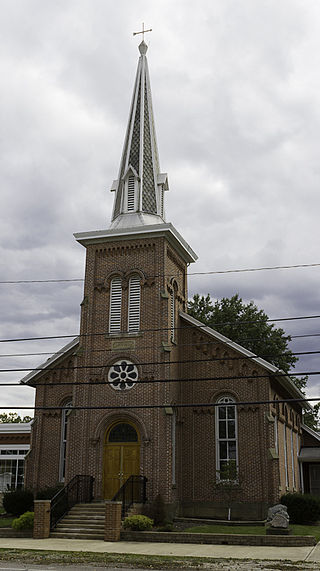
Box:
[105,332,142,339]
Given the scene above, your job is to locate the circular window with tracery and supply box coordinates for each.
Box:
[108,360,138,391]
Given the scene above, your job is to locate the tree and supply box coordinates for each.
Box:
[188,293,318,428]
[0,412,32,423]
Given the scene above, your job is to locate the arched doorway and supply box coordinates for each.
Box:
[103,421,140,499]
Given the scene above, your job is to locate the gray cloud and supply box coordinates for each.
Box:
[1,0,320,415]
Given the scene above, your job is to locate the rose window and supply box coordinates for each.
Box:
[108,360,138,391]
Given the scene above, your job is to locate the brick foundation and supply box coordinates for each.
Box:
[104,501,122,541]
[33,500,51,539]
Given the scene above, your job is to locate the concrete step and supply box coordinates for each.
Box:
[56,521,104,530]
[50,531,104,540]
[50,502,106,540]
[62,516,104,523]
[56,525,104,532]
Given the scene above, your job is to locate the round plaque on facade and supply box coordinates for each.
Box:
[108,360,138,391]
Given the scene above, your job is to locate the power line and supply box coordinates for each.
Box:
[1,262,320,285]
[3,370,320,387]
[1,313,320,344]
[1,334,320,358]
[0,397,319,411]
[0,350,319,375]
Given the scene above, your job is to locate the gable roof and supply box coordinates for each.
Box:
[180,311,311,409]
[20,337,79,386]
[301,423,320,441]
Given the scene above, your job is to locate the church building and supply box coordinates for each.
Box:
[23,40,310,520]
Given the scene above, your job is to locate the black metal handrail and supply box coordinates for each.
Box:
[112,475,147,518]
[50,474,94,530]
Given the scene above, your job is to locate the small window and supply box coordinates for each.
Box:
[108,423,138,443]
[160,188,164,217]
[128,275,141,332]
[108,360,138,391]
[127,175,135,211]
[109,277,122,334]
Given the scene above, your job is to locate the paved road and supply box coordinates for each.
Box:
[0,562,320,570]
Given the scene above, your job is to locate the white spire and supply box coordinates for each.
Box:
[110,41,169,229]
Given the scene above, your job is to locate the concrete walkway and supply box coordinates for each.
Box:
[0,537,320,563]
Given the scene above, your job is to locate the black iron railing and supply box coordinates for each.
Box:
[50,474,94,530]
[112,475,147,518]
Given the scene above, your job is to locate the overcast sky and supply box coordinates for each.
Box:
[1,0,320,417]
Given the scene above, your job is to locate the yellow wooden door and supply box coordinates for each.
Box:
[103,422,140,499]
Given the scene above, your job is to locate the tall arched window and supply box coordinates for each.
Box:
[128,275,141,332]
[59,400,72,482]
[170,290,175,342]
[109,277,122,334]
[216,396,238,479]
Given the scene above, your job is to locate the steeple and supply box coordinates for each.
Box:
[110,41,169,229]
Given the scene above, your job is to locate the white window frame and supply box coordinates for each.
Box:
[59,401,72,482]
[170,290,175,342]
[215,396,238,480]
[274,415,278,454]
[0,445,30,491]
[291,428,296,489]
[109,277,122,334]
[284,423,289,488]
[128,275,141,332]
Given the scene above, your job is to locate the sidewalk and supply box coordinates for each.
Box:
[0,537,320,563]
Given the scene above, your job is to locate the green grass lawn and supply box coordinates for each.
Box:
[183,524,320,541]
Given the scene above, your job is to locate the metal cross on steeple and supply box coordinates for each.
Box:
[133,22,152,42]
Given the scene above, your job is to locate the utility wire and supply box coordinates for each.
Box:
[1,262,320,284]
[0,350,319,375]
[0,397,319,411]
[1,314,320,344]
[1,334,320,359]
[3,370,320,387]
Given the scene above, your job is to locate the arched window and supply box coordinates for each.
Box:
[109,277,122,333]
[59,400,72,482]
[216,396,238,479]
[128,275,141,332]
[170,286,176,342]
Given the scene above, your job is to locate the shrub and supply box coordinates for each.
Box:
[156,522,174,532]
[280,493,320,524]
[123,514,153,531]
[12,511,34,530]
[3,489,34,516]
[36,484,63,500]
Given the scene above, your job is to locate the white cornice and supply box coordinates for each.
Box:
[20,337,79,386]
[74,222,198,264]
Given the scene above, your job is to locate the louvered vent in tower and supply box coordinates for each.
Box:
[128,275,141,332]
[160,188,164,218]
[127,176,135,211]
[109,277,122,333]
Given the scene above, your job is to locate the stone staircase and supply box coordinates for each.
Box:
[50,502,105,540]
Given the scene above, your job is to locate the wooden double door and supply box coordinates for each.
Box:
[103,421,140,499]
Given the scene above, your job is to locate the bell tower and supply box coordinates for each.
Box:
[71,40,197,505]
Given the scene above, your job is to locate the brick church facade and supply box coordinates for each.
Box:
[23,41,310,520]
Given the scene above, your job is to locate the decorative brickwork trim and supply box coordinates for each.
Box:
[33,500,51,539]
[104,501,122,542]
